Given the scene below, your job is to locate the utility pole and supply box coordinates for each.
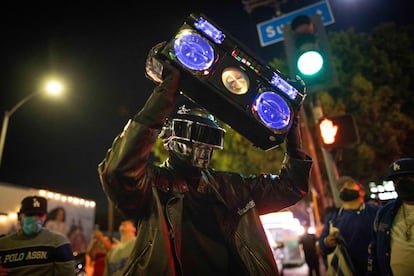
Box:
[312,99,341,207]
[300,107,326,227]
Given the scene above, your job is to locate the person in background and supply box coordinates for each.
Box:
[67,219,88,254]
[44,206,68,236]
[0,196,75,275]
[299,220,321,276]
[86,226,113,276]
[97,41,313,275]
[367,157,414,275]
[319,176,379,275]
[104,220,137,276]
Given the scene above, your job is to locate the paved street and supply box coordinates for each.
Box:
[282,258,327,276]
[283,263,309,275]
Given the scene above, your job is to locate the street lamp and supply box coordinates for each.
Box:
[0,80,64,168]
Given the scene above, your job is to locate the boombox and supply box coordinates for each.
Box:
[151,13,306,150]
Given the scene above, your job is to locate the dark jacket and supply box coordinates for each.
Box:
[367,199,402,276]
[319,203,379,275]
[98,71,312,275]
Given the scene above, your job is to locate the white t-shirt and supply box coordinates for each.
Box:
[390,203,414,275]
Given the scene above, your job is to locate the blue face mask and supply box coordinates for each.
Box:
[22,216,43,235]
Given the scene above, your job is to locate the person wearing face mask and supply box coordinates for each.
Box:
[367,157,414,275]
[318,176,379,275]
[0,196,75,275]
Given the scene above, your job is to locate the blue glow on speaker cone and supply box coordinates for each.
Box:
[174,31,215,71]
[254,92,291,131]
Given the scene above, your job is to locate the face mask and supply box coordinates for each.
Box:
[395,179,414,202]
[339,188,360,201]
[22,216,43,235]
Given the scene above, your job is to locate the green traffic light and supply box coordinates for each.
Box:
[297,50,324,76]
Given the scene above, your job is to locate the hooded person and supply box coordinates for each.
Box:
[97,41,313,275]
[368,157,414,275]
[0,196,75,275]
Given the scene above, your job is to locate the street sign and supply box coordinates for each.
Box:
[256,0,335,47]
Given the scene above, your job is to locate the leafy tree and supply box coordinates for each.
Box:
[211,124,286,174]
[315,23,414,183]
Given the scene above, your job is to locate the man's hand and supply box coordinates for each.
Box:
[145,41,179,84]
[145,41,166,83]
[286,114,306,159]
[324,234,338,248]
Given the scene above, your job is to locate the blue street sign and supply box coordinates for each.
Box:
[257,0,335,47]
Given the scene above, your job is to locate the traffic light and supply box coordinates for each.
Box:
[149,13,306,150]
[317,114,360,148]
[283,14,338,93]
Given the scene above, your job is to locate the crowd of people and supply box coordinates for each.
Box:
[0,39,412,276]
[307,157,414,276]
[1,157,410,276]
[0,196,137,276]
[0,196,76,275]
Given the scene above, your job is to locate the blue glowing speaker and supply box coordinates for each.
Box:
[156,13,306,150]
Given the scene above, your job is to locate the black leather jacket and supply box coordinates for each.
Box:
[98,70,313,276]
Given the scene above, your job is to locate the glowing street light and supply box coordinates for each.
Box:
[0,80,64,167]
[45,81,64,96]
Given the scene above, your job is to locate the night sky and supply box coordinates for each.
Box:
[0,0,411,226]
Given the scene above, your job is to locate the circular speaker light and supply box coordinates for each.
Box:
[173,31,215,71]
[221,67,249,95]
[254,91,292,132]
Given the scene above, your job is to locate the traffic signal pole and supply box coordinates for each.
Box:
[300,107,325,227]
[312,100,341,207]
[283,11,342,217]
[321,147,340,206]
